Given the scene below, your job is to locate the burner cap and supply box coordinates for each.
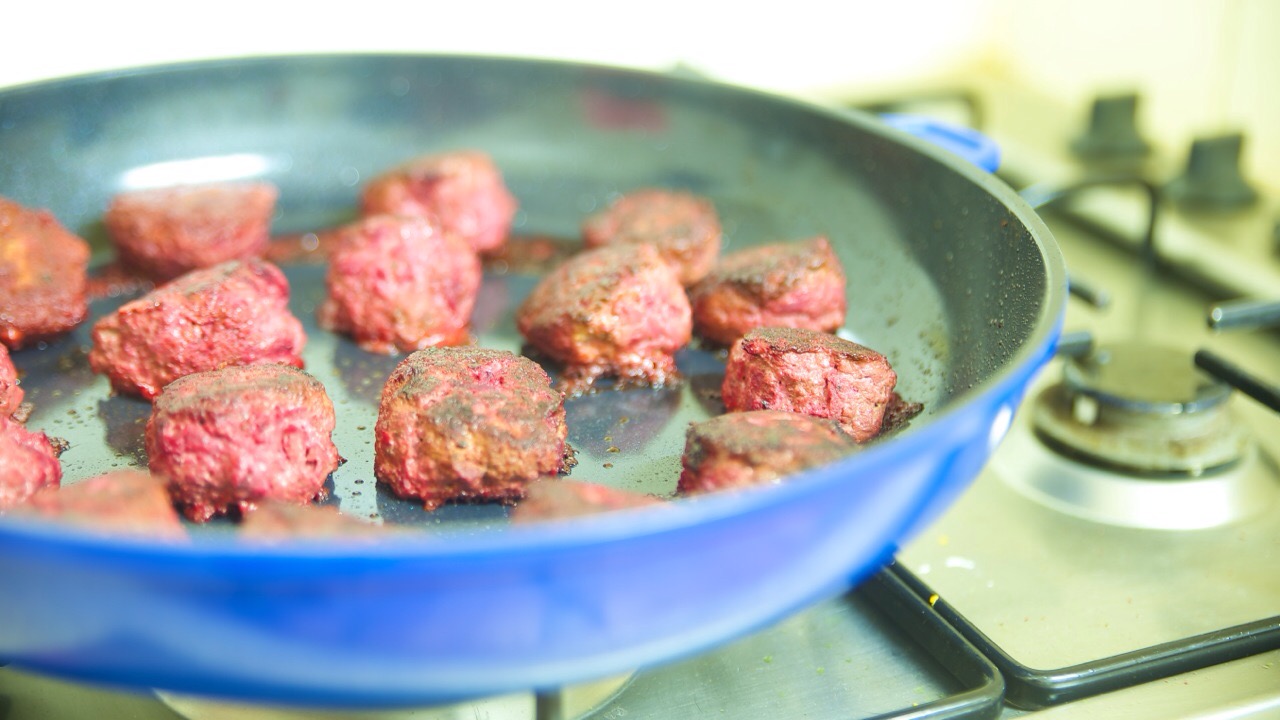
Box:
[1034,342,1247,476]
[1064,341,1232,413]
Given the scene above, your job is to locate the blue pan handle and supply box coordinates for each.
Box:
[879,113,1001,173]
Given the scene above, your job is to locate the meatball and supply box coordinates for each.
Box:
[689,236,847,346]
[13,471,185,540]
[722,327,897,442]
[360,150,517,253]
[146,364,340,523]
[581,188,722,285]
[0,196,90,349]
[678,410,855,495]
[239,501,385,542]
[317,214,481,354]
[89,259,306,400]
[375,347,568,510]
[104,182,278,281]
[0,344,23,418]
[510,479,663,522]
[516,244,692,395]
[0,415,61,510]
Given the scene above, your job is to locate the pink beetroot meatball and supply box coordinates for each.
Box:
[678,410,854,495]
[146,363,340,522]
[510,479,663,523]
[722,327,898,443]
[689,236,847,346]
[0,415,61,511]
[0,196,90,349]
[0,344,23,418]
[375,347,568,511]
[89,259,307,400]
[317,214,481,354]
[14,471,185,540]
[516,244,692,395]
[582,188,722,286]
[360,150,517,253]
[104,182,278,281]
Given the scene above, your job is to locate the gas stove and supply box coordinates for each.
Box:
[1,74,1277,720]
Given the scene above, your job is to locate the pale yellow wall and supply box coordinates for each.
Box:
[985,0,1279,192]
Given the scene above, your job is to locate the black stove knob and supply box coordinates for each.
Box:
[1072,94,1150,160]
[1167,133,1259,211]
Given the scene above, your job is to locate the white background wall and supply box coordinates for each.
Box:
[2,0,1276,191]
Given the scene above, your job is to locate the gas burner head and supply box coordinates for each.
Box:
[1033,341,1247,476]
[991,341,1278,530]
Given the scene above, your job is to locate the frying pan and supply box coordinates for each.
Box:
[0,55,1065,707]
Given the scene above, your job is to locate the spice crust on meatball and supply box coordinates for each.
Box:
[690,236,846,347]
[375,347,569,510]
[360,150,517,254]
[89,259,307,400]
[516,243,692,396]
[678,410,854,495]
[581,188,722,286]
[146,363,340,523]
[318,214,481,354]
[0,196,90,349]
[722,327,897,443]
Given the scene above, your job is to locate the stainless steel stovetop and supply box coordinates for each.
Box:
[2,77,1278,720]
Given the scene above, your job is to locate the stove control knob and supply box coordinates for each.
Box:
[1167,133,1259,211]
[1072,94,1150,160]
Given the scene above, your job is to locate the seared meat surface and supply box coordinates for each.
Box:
[14,471,185,540]
[722,327,897,442]
[0,196,90,349]
[0,415,61,510]
[360,150,517,253]
[516,244,691,395]
[104,182,278,281]
[375,347,569,510]
[510,478,662,522]
[690,236,846,347]
[581,188,721,286]
[318,214,481,354]
[146,363,340,522]
[678,409,854,494]
[89,259,307,400]
[0,344,22,418]
[239,500,385,542]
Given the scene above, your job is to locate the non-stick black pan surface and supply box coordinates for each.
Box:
[0,55,1065,706]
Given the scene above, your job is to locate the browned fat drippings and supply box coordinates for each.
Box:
[879,392,925,438]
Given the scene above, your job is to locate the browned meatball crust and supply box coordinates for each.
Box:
[13,471,185,540]
[146,364,340,523]
[581,188,722,285]
[0,196,90,349]
[104,182,278,281]
[516,243,692,395]
[722,327,897,443]
[678,410,854,495]
[689,236,846,346]
[89,259,307,400]
[0,344,23,418]
[0,415,61,510]
[317,214,481,354]
[360,150,517,253]
[375,347,569,510]
[510,478,663,522]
